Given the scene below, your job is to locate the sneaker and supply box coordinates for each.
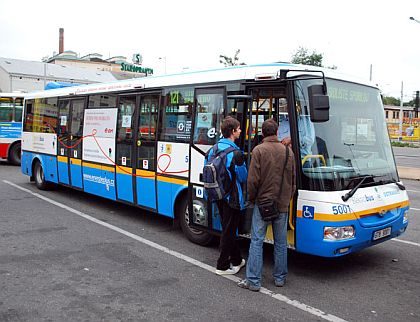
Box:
[237,279,260,292]
[231,259,246,274]
[215,267,237,275]
[274,279,286,287]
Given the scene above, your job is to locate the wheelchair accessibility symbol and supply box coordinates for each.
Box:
[302,205,315,219]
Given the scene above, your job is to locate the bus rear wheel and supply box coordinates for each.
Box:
[33,161,52,190]
[8,143,21,166]
[178,197,213,246]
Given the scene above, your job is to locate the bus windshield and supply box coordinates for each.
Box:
[298,78,398,191]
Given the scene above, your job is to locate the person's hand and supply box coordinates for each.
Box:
[244,201,254,208]
[281,137,292,147]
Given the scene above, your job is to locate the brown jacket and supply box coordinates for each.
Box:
[247,135,296,212]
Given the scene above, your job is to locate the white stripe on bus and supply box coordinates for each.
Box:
[4,179,347,322]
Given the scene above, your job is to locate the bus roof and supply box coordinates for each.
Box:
[0,92,26,98]
[23,63,377,99]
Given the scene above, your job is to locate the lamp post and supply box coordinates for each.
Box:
[409,16,420,144]
[158,57,167,74]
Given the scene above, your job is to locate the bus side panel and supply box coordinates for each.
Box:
[0,143,9,159]
[44,155,58,183]
[117,172,134,203]
[57,157,69,185]
[20,152,58,183]
[70,159,83,188]
[156,178,188,218]
[136,176,156,209]
[21,151,33,176]
[156,179,174,217]
[82,164,116,201]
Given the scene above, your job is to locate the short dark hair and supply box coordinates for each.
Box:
[221,116,240,138]
[262,118,278,137]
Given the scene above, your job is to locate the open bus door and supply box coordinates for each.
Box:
[186,87,226,245]
[240,85,297,247]
[186,87,252,244]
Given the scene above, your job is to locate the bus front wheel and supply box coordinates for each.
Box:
[178,197,213,246]
[33,161,52,190]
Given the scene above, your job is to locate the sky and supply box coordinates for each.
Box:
[1,0,419,100]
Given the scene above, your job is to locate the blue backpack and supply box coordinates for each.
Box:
[203,145,237,202]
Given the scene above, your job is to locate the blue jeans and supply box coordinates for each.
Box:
[246,206,288,288]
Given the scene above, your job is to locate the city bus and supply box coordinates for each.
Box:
[0,93,24,165]
[20,63,409,257]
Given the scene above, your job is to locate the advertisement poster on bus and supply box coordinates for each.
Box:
[21,132,57,155]
[82,108,117,165]
[0,122,22,138]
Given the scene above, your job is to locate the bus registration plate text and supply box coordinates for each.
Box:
[373,227,391,241]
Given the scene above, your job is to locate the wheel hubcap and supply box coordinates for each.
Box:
[185,200,208,233]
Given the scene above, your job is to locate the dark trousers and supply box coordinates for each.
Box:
[216,200,243,270]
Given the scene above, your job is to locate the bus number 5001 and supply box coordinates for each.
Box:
[332,205,351,215]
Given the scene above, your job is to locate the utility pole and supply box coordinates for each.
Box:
[399,81,404,141]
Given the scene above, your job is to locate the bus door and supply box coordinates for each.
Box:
[245,85,297,246]
[134,93,159,210]
[188,87,226,233]
[57,98,85,188]
[115,95,136,203]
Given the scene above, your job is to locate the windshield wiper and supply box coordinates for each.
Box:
[378,179,406,190]
[341,175,375,202]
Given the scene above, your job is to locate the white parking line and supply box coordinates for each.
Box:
[392,239,420,247]
[410,207,420,211]
[3,180,347,322]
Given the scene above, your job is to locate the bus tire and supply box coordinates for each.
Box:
[178,196,213,246]
[33,161,52,190]
[8,143,21,166]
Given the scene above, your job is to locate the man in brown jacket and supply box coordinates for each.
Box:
[238,118,296,291]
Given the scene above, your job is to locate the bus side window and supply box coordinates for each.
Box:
[0,106,13,122]
[160,87,193,143]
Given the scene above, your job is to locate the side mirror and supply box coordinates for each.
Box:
[308,84,330,122]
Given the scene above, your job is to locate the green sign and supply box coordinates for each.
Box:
[121,62,153,75]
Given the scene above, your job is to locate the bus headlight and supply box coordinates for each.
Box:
[324,226,355,240]
[403,210,408,224]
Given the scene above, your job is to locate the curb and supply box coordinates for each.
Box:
[397,166,420,181]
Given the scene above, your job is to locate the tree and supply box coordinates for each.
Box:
[219,49,246,67]
[382,96,400,106]
[291,47,323,67]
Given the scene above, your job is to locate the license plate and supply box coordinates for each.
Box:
[373,227,391,241]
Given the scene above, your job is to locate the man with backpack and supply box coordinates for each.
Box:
[203,116,248,275]
[238,118,296,291]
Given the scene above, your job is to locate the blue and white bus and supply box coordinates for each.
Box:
[20,63,409,257]
[0,93,24,165]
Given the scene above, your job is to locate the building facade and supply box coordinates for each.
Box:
[0,57,117,93]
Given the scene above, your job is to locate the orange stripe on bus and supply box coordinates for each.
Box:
[297,200,410,221]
